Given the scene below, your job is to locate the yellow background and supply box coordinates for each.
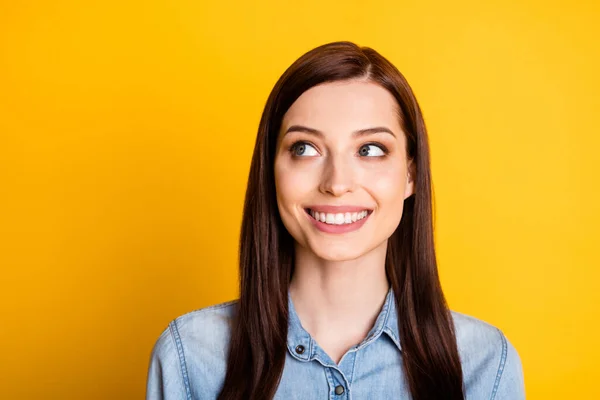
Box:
[1,0,598,398]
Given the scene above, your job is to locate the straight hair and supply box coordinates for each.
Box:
[217,41,464,400]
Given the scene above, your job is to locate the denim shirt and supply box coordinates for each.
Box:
[146,289,525,399]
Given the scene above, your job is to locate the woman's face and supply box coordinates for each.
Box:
[274,80,414,261]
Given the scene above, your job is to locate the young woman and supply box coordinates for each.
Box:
[146,41,525,400]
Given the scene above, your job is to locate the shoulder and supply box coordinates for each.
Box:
[450,311,525,400]
[153,300,238,355]
[451,310,505,354]
[172,299,238,341]
[146,300,238,399]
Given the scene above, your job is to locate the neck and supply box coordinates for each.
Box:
[289,241,390,362]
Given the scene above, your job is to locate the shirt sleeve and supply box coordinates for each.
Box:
[146,323,189,400]
[493,333,525,400]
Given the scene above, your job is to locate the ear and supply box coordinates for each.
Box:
[404,159,415,199]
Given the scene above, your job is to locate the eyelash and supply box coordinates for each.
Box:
[288,140,389,157]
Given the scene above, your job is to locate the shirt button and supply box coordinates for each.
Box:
[295,345,305,354]
[334,385,345,395]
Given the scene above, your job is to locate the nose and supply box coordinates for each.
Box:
[319,153,356,196]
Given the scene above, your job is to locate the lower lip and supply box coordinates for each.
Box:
[305,209,371,234]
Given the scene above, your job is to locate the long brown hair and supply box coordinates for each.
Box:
[217,41,464,400]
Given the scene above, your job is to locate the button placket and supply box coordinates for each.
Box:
[324,366,350,399]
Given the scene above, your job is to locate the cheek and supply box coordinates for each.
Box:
[274,160,318,244]
[363,162,406,204]
[274,161,316,210]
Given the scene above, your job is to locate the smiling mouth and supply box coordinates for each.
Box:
[304,208,373,225]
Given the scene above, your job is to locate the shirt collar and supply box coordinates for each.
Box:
[286,287,402,362]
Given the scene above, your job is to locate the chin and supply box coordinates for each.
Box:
[309,241,367,262]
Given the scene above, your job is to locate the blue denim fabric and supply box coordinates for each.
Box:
[146,289,525,399]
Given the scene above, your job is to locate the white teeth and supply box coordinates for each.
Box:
[309,209,370,225]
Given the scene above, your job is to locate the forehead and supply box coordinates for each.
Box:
[281,80,401,134]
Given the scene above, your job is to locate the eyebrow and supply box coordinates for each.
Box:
[283,125,396,138]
